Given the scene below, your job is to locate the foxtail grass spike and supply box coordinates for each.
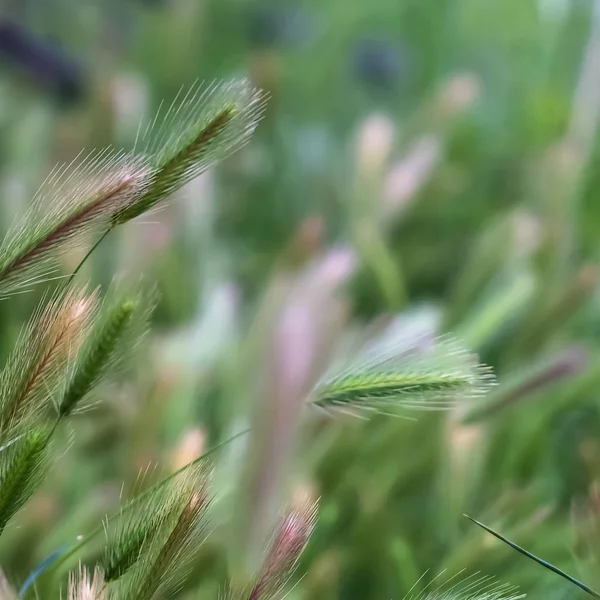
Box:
[57,284,154,420]
[245,502,318,600]
[0,151,150,296]
[0,427,51,535]
[118,468,211,600]
[405,571,524,600]
[464,515,600,598]
[313,334,496,416]
[112,79,267,225]
[104,470,193,583]
[39,429,249,580]
[0,286,97,436]
[0,570,17,600]
[68,566,107,600]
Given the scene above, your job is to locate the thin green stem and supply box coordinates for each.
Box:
[67,228,112,285]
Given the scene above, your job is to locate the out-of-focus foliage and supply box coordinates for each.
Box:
[0,0,600,598]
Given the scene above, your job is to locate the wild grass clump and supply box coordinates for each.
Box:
[0,76,531,600]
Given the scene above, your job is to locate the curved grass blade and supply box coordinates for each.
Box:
[464,515,600,598]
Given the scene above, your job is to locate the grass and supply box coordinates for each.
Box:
[0,0,600,598]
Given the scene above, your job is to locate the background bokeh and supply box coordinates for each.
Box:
[1,0,600,598]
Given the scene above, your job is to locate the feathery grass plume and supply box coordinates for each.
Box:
[0,151,150,296]
[0,286,98,436]
[464,515,600,598]
[312,332,495,416]
[37,431,248,581]
[112,79,267,225]
[231,501,318,600]
[406,572,523,600]
[67,565,108,600]
[103,466,197,583]
[0,570,17,600]
[0,426,52,535]
[56,283,155,420]
[116,467,212,600]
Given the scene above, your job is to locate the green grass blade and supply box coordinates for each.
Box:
[464,515,600,598]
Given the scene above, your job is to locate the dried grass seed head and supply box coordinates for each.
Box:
[0,150,150,296]
[0,286,99,435]
[407,573,524,600]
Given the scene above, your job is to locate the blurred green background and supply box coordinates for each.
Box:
[1,0,600,598]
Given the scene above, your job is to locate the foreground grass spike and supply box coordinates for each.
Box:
[0,286,97,435]
[117,468,211,600]
[406,572,524,600]
[0,427,51,535]
[0,151,149,296]
[68,566,107,600]
[0,570,17,600]
[36,430,249,582]
[57,285,154,420]
[313,334,495,415]
[242,501,318,600]
[104,469,195,583]
[464,515,600,598]
[112,79,267,225]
